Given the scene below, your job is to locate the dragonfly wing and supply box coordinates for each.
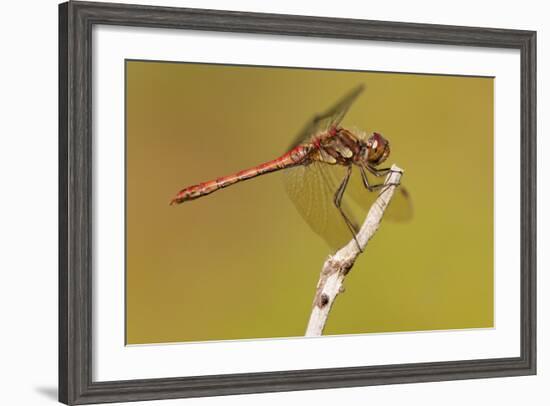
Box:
[386,186,414,222]
[283,162,361,249]
[288,85,365,149]
[345,169,414,222]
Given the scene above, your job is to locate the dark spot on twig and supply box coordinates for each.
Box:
[341,259,355,275]
[319,294,330,307]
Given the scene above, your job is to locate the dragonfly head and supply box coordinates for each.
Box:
[362,132,390,166]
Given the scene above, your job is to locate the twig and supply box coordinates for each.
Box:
[305,164,404,337]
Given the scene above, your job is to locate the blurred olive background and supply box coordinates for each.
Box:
[126,60,493,344]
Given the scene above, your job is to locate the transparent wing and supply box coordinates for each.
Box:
[288,85,365,149]
[283,162,361,249]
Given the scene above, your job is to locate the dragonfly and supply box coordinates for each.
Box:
[170,85,412,249]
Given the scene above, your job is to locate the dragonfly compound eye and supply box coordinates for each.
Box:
[365,132,390,165]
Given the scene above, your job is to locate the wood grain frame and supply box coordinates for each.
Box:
[59,1,536,404]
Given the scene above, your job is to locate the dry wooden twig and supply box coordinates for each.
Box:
[305,164,404,336]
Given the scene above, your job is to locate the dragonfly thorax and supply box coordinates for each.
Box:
[311,128,390,169]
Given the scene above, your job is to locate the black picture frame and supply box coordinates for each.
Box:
[59,1,537,404]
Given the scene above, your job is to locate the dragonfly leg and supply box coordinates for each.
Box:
[360,165,400,192]
[360,165,387,191]
[334,165,362,252]
[366,165,403,178]
[368,167,391,177]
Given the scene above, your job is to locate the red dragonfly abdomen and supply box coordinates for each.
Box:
[170,144,312,205]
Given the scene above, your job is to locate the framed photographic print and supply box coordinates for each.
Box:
[59,1,536,404]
